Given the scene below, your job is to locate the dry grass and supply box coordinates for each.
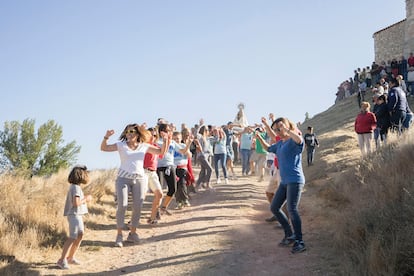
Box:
[0,168,117,268]
[325,133,414,276]
[299,95,414,275]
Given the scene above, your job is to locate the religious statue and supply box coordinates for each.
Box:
[233,103,249,128]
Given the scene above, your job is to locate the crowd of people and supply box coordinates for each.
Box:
[331,55,413,156]
[57,108,314,269]
[336,54,414,103]
[354,76,413,156]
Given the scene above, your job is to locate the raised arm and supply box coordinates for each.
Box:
[178,134,193,155]
[147,130,171,155]
[261,117,277,142]
[254,131,270,151]
[100,130,118,152]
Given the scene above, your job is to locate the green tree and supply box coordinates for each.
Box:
[304,112,310,121]
[0,118,80,177]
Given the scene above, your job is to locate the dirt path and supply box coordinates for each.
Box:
[30,166,326,276]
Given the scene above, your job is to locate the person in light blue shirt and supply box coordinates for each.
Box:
[156,123,188,215]
[239,128,253,176]
[211,127,228,184]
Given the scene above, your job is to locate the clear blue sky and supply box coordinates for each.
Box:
[0,1,406,169]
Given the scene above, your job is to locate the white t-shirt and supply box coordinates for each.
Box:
[64,184,88,216]
[117,141,149,176]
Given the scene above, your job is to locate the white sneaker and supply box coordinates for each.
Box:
[56,259,69,269]
[224,178,229,184]
[216,178,221,184]
[115,234,123,247]
[67,258,81,265]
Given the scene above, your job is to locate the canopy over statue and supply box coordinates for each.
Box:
[233,103,249,128]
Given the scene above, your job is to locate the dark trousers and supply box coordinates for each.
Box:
[175,168,189,202]
[306,146,315,165]
[157,166,177,197]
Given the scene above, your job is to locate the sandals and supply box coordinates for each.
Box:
[160,207,172,216]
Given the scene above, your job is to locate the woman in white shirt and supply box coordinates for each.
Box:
[101,123,170,247]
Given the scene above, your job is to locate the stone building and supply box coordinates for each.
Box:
[373,0,414,63]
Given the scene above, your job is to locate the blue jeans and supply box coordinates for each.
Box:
[390,110,407,135]
[214,153,228,179]
[407,81,414,95]
[271,183,304,241]
[403,112,413,129]
[373,127,387,148]
[240,149,251,175]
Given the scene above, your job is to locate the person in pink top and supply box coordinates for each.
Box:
[144,127,164,225]
[354,101,377,156]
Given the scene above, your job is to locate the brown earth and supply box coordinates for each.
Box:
[23,164,335,276]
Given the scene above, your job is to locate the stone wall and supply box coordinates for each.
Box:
[373,0,414,63]
[404,0,414,57]
[373,20,405,63]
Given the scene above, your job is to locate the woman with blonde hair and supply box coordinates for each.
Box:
[354,101,377,156]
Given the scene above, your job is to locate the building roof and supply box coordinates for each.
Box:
[372,19,406,37]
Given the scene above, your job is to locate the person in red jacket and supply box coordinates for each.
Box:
[354,101,377,156]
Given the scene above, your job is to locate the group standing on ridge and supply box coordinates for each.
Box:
[354,75,413,156]
[333,55,413,155]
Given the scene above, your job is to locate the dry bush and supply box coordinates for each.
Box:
[0,168,117,264]
[325,130,414,275]
[301,95,414,275]
[84,169,116,202]
[0,170,75,256]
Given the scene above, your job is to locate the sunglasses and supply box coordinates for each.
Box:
[126,129,137,134]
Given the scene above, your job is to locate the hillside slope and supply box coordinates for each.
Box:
[299,93,413,182]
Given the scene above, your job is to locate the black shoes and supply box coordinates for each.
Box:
[279,235,296,246]
[279,234,307,253]
[291,240,306,254]
[265,216,277,222]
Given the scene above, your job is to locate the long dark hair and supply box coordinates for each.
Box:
[198,125,207,135]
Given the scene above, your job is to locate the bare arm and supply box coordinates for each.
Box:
[254,132,270,151]
[178,135,193,155]
[147,131,171,155]
[282,122,303,144]
[73,195,92,207]
[261,117,277,142]
[100,130,118,152]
